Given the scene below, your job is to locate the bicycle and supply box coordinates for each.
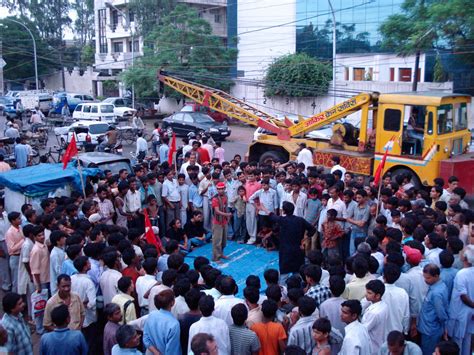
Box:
[39,145,64,164]
[118,127,151,146]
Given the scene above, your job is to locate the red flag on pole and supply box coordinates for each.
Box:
[168,132,176,166]
[62,134,78,169]
[143,208,162,255]
[373,148,389,186]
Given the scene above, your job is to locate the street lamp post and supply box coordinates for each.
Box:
[105,2,135,109]
[328,0,336,105]
[4,19,39,90]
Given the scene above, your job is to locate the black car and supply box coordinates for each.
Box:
[162,112,231,141]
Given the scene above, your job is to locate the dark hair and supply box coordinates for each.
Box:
[263,269,279,284]
[162,269,178,287]
[245,275,261,289]
[261,299,278,319]
[193,256,210,272]
[50,230,67,247]
[265,284,282,303]
[190,333,215,355]
[184,288,202,311]
[231,303,248,326]
[304,264,322,283]
[282,201,295,216]
[423,264,441,277]
[298,296,317,317]
[51,304,69,326]
[173,278,191,298]
[154,289,175,310]
[329,276,345,297]
[341,299,362,317]
[439,250,454,268]
[199,295,215,317]
[220,276,237,296]
[116,324,137,348]
[243,287,260,304]
[352,257,369,278]
[383,263,401,284]
[387,330,405,346]
[73,256,89,273]
[312,317,332,333]
[366,279,385,296]
[118,277,132,293]
[2,292,22,314]
[386,252,405,268]
[435,340,460,355]
[143,257,157,275]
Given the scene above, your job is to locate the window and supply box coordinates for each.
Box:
[427,112,433,135]
[129,10,135,23]
[383,109,401,132]
[183,114,194,123]
[89,124,109,135]
[100,105,114,113]
[454,103,468,131]
[83,105,91,113]
[399,68,412,82]
[353,68,365,81]
[172,113,183,122]
[75,104,83,112]
[214,14,221,23]
[111,9,119,31]
[344,67,349,81]
[113,42,123,53]
[389,68,394,81]
[128,40,139,52]
[98,9,107,53]
[437,104,453,134]
[91,106,98,113]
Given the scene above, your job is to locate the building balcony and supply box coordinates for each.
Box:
[95,51,142,70]
[178,0,226,7]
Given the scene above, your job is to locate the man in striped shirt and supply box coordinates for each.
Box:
[229,304,260,355]
[287,296,318,353]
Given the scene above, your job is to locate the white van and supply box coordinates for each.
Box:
[73,103,117,123]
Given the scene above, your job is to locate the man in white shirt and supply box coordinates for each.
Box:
[0,204,11,291]
[124,179,141,229]
[148,269,176,312]
[339,299,371,355]
[424,232,443,267]
[296,143,313,171]
[319,276,347,337]
[99,252,123,305]
[135,132,148,161]
[162,170,181,227]
[189,295,230,355]
[213,277,245,326]
[282,179,307,217]
[330,155,346,176]
[135,258,158,316]
[361,280,388,355]
[179,152,201,181]
[382,263,410,337]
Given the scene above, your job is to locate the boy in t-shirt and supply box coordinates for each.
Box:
[251,300,287,354]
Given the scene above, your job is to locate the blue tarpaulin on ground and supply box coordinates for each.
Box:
[185,241,279,297]
[0,163,101,196]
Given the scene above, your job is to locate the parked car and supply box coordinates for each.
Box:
[73,103,117,123]
[54,120,110,147]
[0,96,17,118]
[181,102,230,124]
[77,152,132,174]
[162,112,231,141]
[51,92,95,115]
[102,97,137,120]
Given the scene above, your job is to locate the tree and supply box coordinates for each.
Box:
[128,0,176,37]
[71,0,94,47]
[122,4,238,99]
[0,17,55,84]
[264,53,332,97]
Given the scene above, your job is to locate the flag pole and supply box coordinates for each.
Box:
[375,178,383,216]
[76,157,86,197]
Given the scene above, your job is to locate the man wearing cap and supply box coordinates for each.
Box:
[403,245,428,339]
[211,182,232,262]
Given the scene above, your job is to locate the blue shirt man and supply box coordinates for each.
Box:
[40,327,88,355]
[14,141,29,169]
[143,290,181,355]
[189,183,203,209]
[159,143,169,164]
[417,264,449,355]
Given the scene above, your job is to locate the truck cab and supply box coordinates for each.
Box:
[375,92,472,187]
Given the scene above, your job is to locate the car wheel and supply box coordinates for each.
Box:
[390,167,422,190]
[259,151,287,165]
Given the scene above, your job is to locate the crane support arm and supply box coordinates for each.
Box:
[158,71,286,135]
[288,93,377,137]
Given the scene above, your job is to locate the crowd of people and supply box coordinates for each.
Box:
[0,129,472,355]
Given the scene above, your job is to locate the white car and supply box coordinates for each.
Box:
[252,114,334,141]
[102,97,137,120]
[73,103,117,123]
[54,120,110,147]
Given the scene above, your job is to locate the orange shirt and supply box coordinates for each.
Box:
[30,241,50,283]
[245,181,261,200]
[251,321,287,355]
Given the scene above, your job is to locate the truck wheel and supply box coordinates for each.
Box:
[390,167,422,189]
[259,151,286,165]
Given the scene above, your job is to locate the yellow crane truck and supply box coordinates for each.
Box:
[158,71,474,192]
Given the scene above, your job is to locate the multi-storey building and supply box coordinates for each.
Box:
[94,0,227,95]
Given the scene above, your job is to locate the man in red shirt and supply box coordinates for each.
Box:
[244,171,261,245]
[211,182,232,262]
[192,141,210,165]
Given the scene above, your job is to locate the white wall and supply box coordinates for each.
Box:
[336,53,426,83]
[237,0,296,80]
[43,67,98,94]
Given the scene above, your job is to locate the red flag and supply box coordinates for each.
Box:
[143,208,162,255]
[168,132,176,166]
[373,148,389,186]
[62,134,78,169]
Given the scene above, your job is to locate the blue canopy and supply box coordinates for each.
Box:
[0,163,101,196]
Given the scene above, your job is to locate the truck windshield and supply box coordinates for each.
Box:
[454,103,468,131]
[437,104,453,135]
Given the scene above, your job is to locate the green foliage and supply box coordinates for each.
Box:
[433,55,446,82]
[129,0,176,37]
[103,80,118,91]
[264,53,331,97]
[0,17,56,83]
[72,0,94,46]
[122,4,238,99]
[80,43,95,67]
[296,20,371,59]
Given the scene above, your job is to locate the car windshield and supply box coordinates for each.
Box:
[100,105,114,113]
[0,97,13,105]
[91,161,131,175]
[89,124,109,134]
[193,113,215,124]
[181,105,194,112]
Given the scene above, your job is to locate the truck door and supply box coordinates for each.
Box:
[377,104,404,156]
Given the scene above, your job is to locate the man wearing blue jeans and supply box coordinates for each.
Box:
[345,189,370,256]
[183,211,212,247]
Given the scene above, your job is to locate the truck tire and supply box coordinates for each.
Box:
[259,151,287,165]
[390,167,422,189]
